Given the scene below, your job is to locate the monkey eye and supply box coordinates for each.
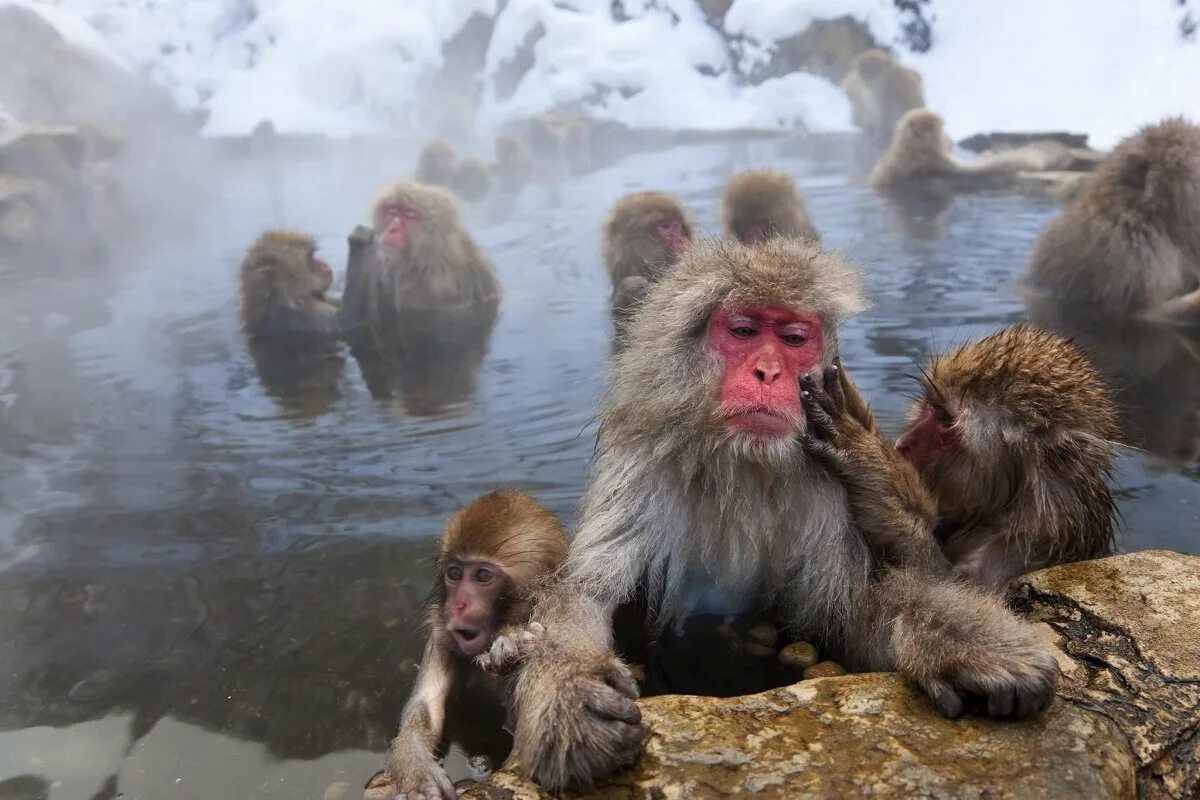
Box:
[445,565,463,582]
[779,333,806,347]
[474,567,494,584]
[730,326,756,339]
[934,406,955,426]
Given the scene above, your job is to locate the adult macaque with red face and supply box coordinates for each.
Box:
[601,191,694,333]
[376,491,568,800]
[503,238,1060,792]
[341,181,499,345]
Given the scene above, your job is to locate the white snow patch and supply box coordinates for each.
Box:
[726,0,898,45]
[4,0,129,69]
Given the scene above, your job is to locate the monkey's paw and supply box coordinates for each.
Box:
[477,622,545,674]
[918,646,1059,721]
[371,759,455,800]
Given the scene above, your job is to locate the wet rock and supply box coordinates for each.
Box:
[778,640,818,670]
[745,620,778,648]
[697,0,734,27]
[463,551,1199,799]
[0,173,61,245]
[802,659,846,680]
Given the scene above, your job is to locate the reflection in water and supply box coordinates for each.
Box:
[248,338,347,420]
[0,138,1196,798]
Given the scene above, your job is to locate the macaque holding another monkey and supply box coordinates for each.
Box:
[503,238,1059,792]
[841,49,925,149]
[1026,117,1200,322]
[239,230,340,340]
[802,325,1119,590]
[721,169,820,244]
[381,491,568,800]
[341,181,500,343]
[602,191,694,328]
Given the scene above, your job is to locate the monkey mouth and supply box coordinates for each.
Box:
[452,626,487,656]
[719,407,800,438]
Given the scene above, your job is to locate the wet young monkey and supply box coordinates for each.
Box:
[383,491,569,800]
[801,325,1120,589]
[238,230,340,340]
[721,169,820,244]
[602,191,694,326]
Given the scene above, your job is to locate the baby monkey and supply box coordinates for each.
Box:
[801,326,1119,589]
[380,491,568,800]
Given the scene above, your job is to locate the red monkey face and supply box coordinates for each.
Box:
[707,305,823,440]
[309,253,333,294]
[654,217,689,255]
[377,203,424,251]
[442,558,507,657]
[896,398,959,473]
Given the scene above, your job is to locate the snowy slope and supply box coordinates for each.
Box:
[21,0,1200,147]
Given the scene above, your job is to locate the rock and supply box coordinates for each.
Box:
[745,16,879,84]
[462,551,1199,799]
[0,123,86,189]
[959,131,1091,153]
[745,620,778,648]
[778,640,818,669]
[802,659,845,680]
[741,642,776,658]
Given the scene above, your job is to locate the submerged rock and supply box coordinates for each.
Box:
[460,551,1199,799]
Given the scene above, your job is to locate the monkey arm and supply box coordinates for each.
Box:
[387,625,459,800]
[1150,286,1200,323]
[339,225,374,331]
[800,367,948,572]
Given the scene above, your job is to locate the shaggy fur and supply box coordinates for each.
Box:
[1026,117,1200,318]
[238,229,340,339]
[601,190,695,287]
[506,237,1059,792]
[720,169,820,243]
[842,49,925,147]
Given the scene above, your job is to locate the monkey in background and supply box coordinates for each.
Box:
[841,49,925,149]
[494,134,534,194]
[414,140,457,188]
[341,181,500,345]
[721,169,820,244]
[802,325,1119,590]
[1026,117,1200,322]
[374,491,568,800]
[452,157,492,204]
[239,230,341,340]
[529,111,592,174]
[503,238,1058,791]
[601,191,694,330]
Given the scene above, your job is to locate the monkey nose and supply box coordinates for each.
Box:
[754,364,782,384]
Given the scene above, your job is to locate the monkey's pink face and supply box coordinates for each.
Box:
[654,217,689,255]
[377,203,423,251]
[443,558,505,657]
[708,305,823,440]
[896,399,959,473]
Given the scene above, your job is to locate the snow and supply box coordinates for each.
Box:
[19,0,1200,147]
[2,0,129,70]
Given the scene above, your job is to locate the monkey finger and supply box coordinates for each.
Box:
[582,680,642,724]
[603,661,642,700]
[987,685,1017,719]
[919,677,964,719]
[823,364,847,412]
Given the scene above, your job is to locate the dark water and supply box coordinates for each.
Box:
[0,138,1196,800]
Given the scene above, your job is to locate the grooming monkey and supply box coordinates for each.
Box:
[502,238,1058,792]
[238,230,340,340]
[1026,117,1200,322]
[601,191,694,329]
[721,169,820,244]
[802,325,1119,589]
[378,491,568,800]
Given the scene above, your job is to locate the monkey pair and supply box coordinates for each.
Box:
[602,169,819,333]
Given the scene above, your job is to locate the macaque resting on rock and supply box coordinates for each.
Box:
[370,491,568,800]
[801,325,1119,590]
[1026,117,1200,323]
[500,237,1059,792]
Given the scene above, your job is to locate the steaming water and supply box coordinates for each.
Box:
[0,138,1196,799]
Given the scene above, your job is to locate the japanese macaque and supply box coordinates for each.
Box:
[385,491,568,800]
[870,109,1057,189]
[415,140,457,188]
[602,191,693,327]
[529,111,591,174]
[452,157,492,203]
[238,230,340,340]
[720,169,820,244]
[1026,118,1200,322]
[504,238,1059,791]
[802,326,1119,589]
[341,182,500,342]
[494,134,534,193]
[841,49,925,148]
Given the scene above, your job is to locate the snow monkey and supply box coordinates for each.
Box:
[501,238,1060,791]
[720,168,820,244]
[340,181,500,343]
[451,157,492,204]
[1026,117,1200,322]
[381,491,568,800]
[802,325,1119,590]
[841,49,925,148]
[601,191,694,329]
[414,139,457,188]
[494,133,534,194]
[238,230,340,340]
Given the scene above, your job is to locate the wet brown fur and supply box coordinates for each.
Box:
[238,229,339,339]
[1026,117,1200,318]
[842,49,925,147]
[721,169,820,243]
[601,191,694,287]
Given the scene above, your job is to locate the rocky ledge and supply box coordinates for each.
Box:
[464,551,1200,799]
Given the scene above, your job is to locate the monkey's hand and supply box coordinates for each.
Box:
[507,650,646,791]
[476,622,545,675]
[383,744,455,800]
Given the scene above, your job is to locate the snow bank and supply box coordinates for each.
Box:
[23,0,1200,147]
